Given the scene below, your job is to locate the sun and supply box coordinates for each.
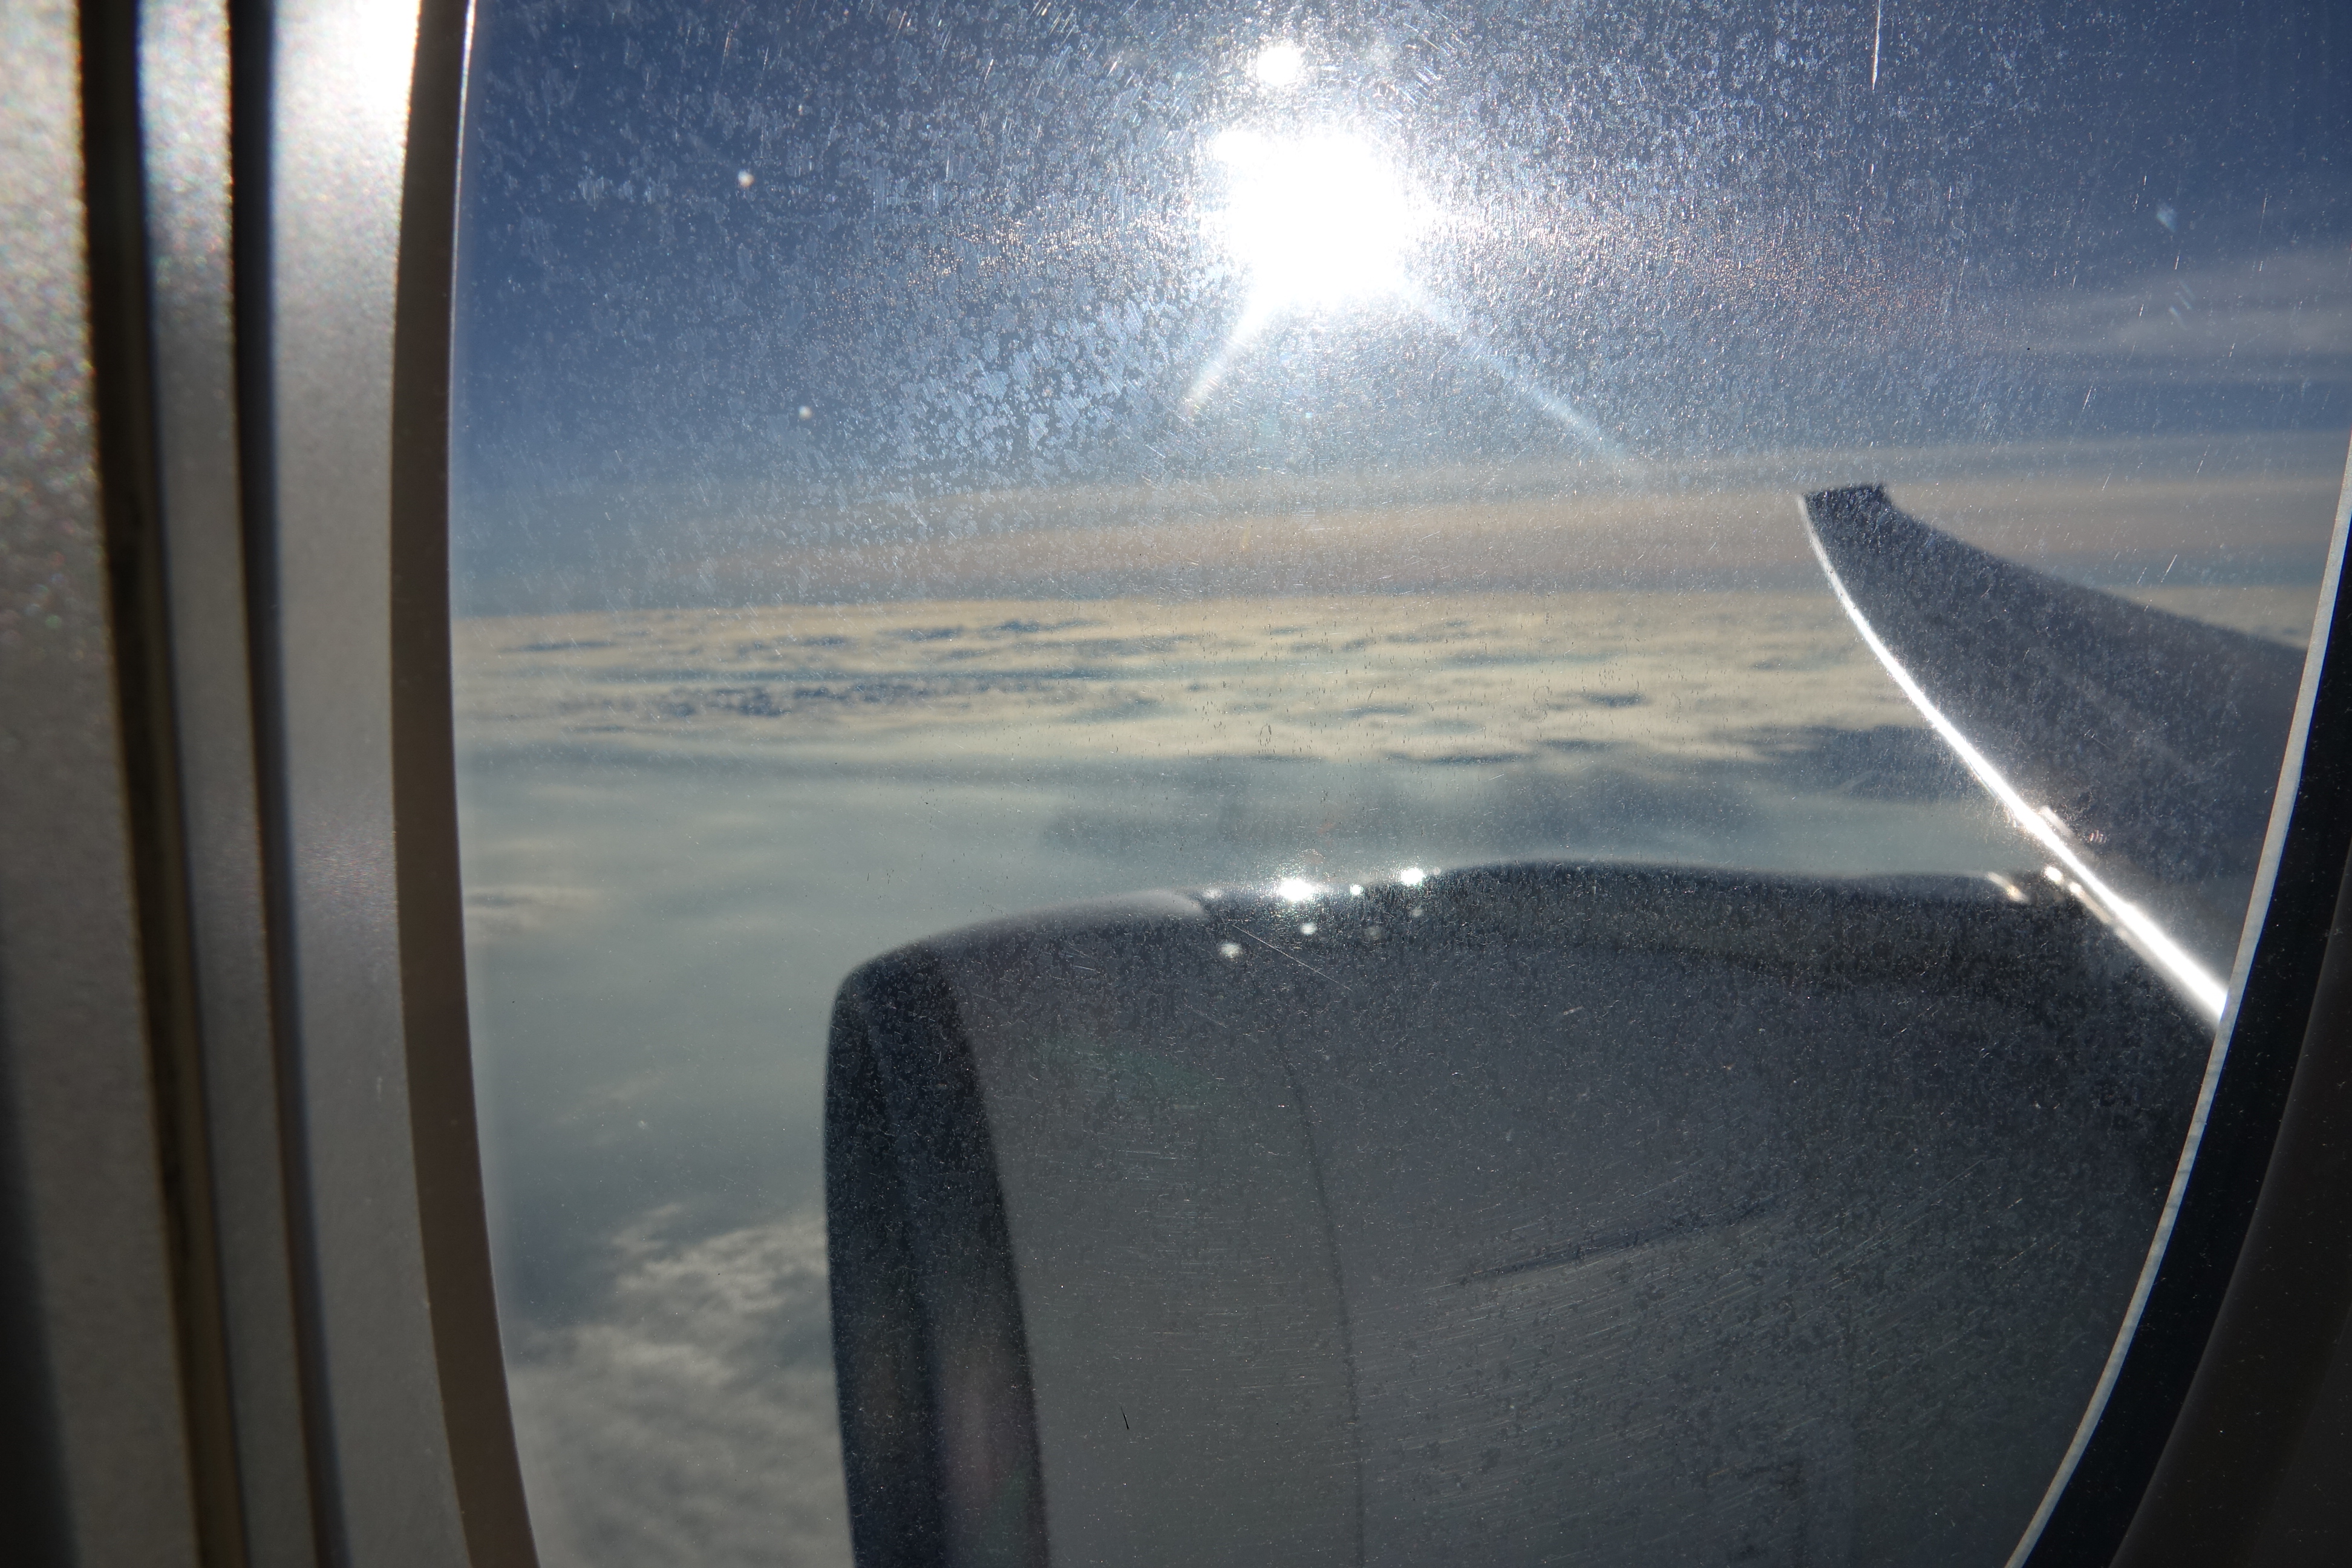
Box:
[1183,119,1616,453]
[1205,126,1426,321]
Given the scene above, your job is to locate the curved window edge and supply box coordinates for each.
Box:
[2019,440,2352,1566]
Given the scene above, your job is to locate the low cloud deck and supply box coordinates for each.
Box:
[454,584,2314,774]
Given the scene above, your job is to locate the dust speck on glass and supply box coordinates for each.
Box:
[449,4,2350,1566]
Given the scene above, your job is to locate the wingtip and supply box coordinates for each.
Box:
[1801,483,1929,557]
[1801,481,1893,515]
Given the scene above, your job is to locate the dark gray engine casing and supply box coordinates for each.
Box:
[828,864,2206,1568]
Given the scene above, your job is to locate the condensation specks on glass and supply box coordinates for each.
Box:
[449,5,2349,1566]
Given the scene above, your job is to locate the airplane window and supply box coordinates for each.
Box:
[448,3,2349,1564]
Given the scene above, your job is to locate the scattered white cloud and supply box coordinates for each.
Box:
[465,883,603,940]
[505,1208,854,1568]
[2025,249,2352,378]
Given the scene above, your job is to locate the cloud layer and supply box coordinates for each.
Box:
[505,1209,852,1568]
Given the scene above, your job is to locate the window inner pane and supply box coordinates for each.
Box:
[449,5,2350,1564]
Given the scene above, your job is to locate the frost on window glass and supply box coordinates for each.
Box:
[449,4,2349,1565]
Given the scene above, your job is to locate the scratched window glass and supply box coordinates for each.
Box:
[450,4,2350,1566]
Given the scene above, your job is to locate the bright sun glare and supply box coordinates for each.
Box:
[1207,127,1422,319]
[1187,119,1614,451]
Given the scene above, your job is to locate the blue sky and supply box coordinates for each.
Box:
[451,0,2352,603]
